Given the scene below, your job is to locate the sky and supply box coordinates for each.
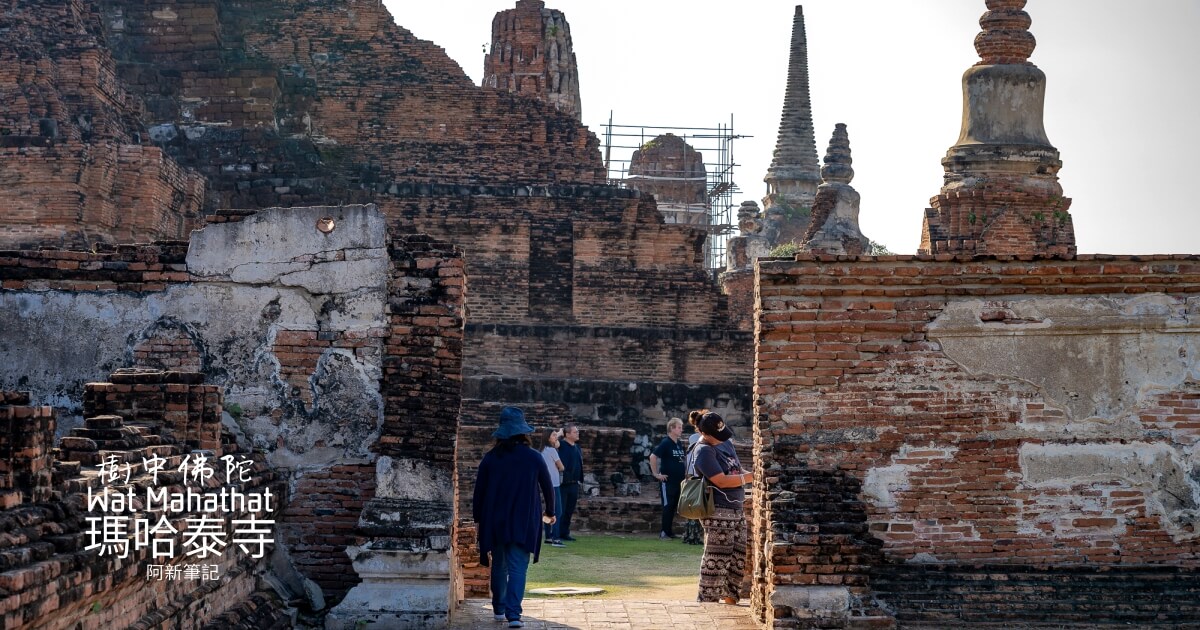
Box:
[385,0,1200,255]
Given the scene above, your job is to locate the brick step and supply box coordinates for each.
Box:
[846,615,896,630]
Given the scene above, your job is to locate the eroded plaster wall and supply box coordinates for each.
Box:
[753,254,1200,628]
[0,205,404,602]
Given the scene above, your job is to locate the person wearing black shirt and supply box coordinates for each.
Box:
[556,424,583,541]
[649,418,686,539]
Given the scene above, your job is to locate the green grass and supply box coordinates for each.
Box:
[528,532,703,599]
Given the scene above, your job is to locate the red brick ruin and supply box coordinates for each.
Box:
[1,0,1197,629]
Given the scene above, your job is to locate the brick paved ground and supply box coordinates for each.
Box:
[450,598,758,629]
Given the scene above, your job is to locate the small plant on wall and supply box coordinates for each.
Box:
[769,241,801,257]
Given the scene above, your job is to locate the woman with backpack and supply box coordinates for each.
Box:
[687,411,753,604]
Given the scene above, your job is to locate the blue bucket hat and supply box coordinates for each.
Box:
[493,406,535,439]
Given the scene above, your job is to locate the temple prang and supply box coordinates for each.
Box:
[483,0,583,121]
[627,133,709,226]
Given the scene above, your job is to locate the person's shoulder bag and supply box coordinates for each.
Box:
[677,442,714,520]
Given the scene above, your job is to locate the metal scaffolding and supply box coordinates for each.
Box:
[598,113,747,270]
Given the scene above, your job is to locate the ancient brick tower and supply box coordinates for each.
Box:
[761,5,821,246]
[628,133,709,225]
[483,0,583,121]
[919,0,1075,256]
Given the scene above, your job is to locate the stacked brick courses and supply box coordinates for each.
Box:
[0,242,190,292]
[0,393,55,509]
[277,464,375,600]
[0,1,205,249]
[0,371,288,629]
[82,370,223,454]
[377,234,465,465]
[753,253,1200,628]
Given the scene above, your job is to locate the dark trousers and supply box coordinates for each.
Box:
[560,482,579,539]
[660,479,681,536]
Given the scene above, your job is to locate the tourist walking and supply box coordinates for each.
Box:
[473,407,557,628]
[649,418,686,539]
[556,423,583,541]
[540,427,566,547]
[689,411,752,604]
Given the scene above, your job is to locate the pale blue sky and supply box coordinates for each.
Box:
[387,0,1200,255]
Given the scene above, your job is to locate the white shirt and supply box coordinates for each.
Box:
[541,446,562,487]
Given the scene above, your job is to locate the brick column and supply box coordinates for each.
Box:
[327,235,465,629]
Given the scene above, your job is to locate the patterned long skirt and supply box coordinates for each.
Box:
[682,518,703,545]
[697,507,747,602]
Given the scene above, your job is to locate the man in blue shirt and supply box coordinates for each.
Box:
[556,424,583,541]
[649,418,686,539]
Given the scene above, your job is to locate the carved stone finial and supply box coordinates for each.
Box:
[819,123,853,185]
[975,0,1036,65]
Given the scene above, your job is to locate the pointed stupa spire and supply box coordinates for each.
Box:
[800,124,868,255]
[764,5,820,194]
[819,123,853,186]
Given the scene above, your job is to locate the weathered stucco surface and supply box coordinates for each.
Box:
[883,293,1200,546]
[930,295,1200,425]
[0,205,389,469]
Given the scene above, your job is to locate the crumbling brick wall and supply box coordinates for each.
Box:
[0,392,55,509]
[0,373,288,630]
[2,0,753,439]
[0,1,205,250]
[3,0,754,555]
[753,253,1200,628]
[81,370,222,453]
[0,205,471,611]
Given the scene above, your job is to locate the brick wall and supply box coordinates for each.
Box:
[465,324,750,385]
[0,207,476,619]
[0,2,205,249]
[277,464,375,601]
[96,0,604,210]
[0,373,288,629]
[81,370,222,453]
[0,242,190,291]
[376,234,464,465]
[753,253,1200,628]
[0,393,55,509]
